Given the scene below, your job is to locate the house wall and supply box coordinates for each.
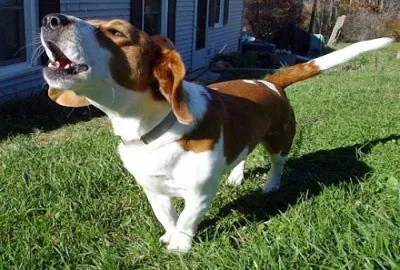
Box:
[206,0,243,63]
[60,0,243,72]
[174,1,195,70]
[61,0,130,20]
[174,0,243,72]
[0,68,44,103]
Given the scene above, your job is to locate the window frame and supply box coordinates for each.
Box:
[0,0,40,80]
[213,0,224,28]
[141,0,168,35]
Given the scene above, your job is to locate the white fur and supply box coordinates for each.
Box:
[258,80,281,96]
[313,38,393,71]
[118,129,225,252]
[225,145,249,186]
[183,81,211,122]
[262,153,287,193]
[227,160,246,186]
[87,84,173,141]
[243,79,257,85]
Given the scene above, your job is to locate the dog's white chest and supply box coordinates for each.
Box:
[118,142,223,197]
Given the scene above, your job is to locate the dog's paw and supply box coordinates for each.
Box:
[159,231,173,244]
[226,161,245,186]
[166,231,192,254]
[262,179,281,194]
[226,170,244,186]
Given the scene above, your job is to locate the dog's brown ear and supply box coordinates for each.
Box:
[151,35,176,50]
[48,88,90,107]
[153,49,193,125]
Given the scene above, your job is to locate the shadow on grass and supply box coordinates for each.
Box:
[0,89,103,141]
[200,134,400,232]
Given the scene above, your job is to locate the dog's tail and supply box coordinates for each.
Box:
[266,38,393,89]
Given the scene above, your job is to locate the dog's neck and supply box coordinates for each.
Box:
[80,81,172,141]
[78,80,210,142]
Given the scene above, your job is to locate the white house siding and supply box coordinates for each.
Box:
[206,0,243,63]
[174,0,243,72]
[61,0,130,21]
[174,0,195,71]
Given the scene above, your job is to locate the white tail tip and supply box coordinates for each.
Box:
[314,37,394,71]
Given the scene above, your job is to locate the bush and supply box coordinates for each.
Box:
[380,18,400,41]
[245,0,303,41]
[340,9,383,42]
[213,51,262,68]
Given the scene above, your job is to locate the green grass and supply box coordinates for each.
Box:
[1,43,399,269]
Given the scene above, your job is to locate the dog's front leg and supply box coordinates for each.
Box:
[143,188,178,244]
[167,192,216,253]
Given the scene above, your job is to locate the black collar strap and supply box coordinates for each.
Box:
[121,111,177,146]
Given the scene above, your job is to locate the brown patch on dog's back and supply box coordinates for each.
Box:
[213,80,294,162]
[177,101,221,152]
[178,80,295,163]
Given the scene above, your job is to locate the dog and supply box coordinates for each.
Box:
[40,13,393,253]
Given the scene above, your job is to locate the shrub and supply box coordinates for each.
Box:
[340,9,383,42]
[213,51,262,68]
[245,0,303,41]
[379,18,400,41]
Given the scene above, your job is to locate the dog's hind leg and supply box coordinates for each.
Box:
[262,153,287,193]
[226,159,246,186]
[262,111,295,193]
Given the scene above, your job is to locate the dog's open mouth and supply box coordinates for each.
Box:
[46,41,89,75]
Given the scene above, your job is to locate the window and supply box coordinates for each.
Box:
[0,0,39,78]
[209,0,229,28]
[143,0,168,36]
[131,0,175,41]
[143,0,161,35]
[195,0,207,50]
[214,0,223,26]
[0,1,26,67]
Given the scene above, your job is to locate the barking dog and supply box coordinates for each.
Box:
[40,13,392,253]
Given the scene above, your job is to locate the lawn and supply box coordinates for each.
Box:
[0,43,399,269]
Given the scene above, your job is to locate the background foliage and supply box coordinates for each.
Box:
[245,0,400,42]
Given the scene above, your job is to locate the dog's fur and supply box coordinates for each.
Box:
[40,13,393,253]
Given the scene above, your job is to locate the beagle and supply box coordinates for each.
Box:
[40,13,393,253]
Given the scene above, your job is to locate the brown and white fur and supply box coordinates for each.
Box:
[40,14,393,253]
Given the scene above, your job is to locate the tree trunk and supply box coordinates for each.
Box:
[309,0,318,33]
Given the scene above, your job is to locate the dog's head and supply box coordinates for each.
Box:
[41,14,192,124]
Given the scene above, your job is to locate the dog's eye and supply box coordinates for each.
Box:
[108,28,123,37]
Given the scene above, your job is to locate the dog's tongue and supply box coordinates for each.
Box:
[59,55,71,68]
[55,61,61,68]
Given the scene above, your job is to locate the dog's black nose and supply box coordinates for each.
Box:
[42,14,70,29]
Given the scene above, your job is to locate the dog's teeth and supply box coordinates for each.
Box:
[55,61,60,68]
[48,62,57,68]
[65,64,70,69]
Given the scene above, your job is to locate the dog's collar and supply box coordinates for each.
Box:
[120,111,176,146]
